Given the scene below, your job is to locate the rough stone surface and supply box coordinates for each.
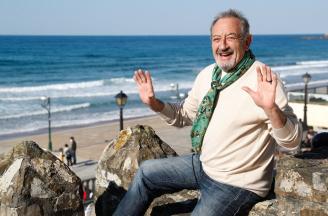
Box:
[145,189,199,216]
[249,153,328,216]
[0,141,84,216]
[95,125,198,215]
[275,156,328,203]
[274,155,328,215]
[248,199,279,216]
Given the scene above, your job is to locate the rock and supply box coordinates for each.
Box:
[274,155,328,215]
[146,189,199,216]
[95,125,198,215]
[0,141,84,216]
[248,199,278,216]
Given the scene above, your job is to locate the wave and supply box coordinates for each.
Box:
[83,54,107,58]
[106,77,135,84]
[296,60,328,65]
[0,77,138,94]
[0,79,194,102]
[0,103,90,120]
[272,59,328,78]
[273,62,328,72]
[0,107,154,137]
[0,80,104,93]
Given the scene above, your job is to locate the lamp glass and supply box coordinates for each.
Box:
[302,73,311,84]
[116,97,127,107]
[40,96,49,108]
[115,91,128,107]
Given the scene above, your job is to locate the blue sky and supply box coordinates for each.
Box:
[0,0,327,35]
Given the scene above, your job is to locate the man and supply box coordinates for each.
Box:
[114,9,302,216]
[70,136,77,165]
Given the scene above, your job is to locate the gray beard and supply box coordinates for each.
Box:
[219,62,235,72]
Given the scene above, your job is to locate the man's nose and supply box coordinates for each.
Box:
[218,38,228,50]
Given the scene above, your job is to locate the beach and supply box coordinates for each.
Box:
[0,115,192,161]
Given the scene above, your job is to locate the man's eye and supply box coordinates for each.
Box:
[226,36,238,41]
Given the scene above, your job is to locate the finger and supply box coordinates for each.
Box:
[134,71,142,85]
[271,72,278,87]
[136,69,146,83]
[261,65,267,82]
[256,67,263,82]
[242,86,256,98]
[145,70,153,86]
[266,66,272,82]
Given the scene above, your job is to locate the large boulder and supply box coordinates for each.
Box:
[95,125,198,215]
[0,141,84,216]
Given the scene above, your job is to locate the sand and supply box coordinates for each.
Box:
[0,115,192,161]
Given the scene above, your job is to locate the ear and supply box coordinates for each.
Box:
[244,34,252,50]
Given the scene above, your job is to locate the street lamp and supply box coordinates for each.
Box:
[170,83,180,101]
[115,90,128,131]
[302,72,311,129]
[170,83,186,102]
[40,96,52,151]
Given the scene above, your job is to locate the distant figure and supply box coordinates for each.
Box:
[83,185,88,201]
[63,143,72,166]
[305,127,316,148]
[70,136,77,165]
[58,147,64,161]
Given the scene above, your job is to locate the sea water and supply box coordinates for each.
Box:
[0,35,328,139]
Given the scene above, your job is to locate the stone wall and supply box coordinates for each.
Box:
[250,151,328,216]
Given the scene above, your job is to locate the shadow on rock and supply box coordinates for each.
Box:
[95,182,126,216]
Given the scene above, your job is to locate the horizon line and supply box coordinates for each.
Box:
[0,33,326,37]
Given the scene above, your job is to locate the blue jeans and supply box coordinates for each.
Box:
[114,154,262,216]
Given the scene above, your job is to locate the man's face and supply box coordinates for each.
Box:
[211,17,251,72]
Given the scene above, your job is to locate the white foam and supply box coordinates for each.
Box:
[0,103,90,120]
[0,80,194,102]
[0,107,154,136]
[296,60,328,65]
[0,80,105,93]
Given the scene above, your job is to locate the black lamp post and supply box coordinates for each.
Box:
[115,90,128,131]
[40,96,52,151]
[302,72,311,129]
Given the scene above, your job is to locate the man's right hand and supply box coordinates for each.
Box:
[133,69,164,112]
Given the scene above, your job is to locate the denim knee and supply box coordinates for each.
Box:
[136,159,157,178]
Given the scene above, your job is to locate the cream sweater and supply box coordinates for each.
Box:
[159,61,302,197]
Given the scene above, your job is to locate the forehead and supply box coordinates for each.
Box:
[212,17,242,35]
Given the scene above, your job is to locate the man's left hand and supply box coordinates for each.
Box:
[242,65,277,112]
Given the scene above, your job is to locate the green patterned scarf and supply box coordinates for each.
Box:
[190,50,255,153]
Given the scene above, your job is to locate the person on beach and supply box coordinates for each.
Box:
[63,143,72,166]
[70,136,77,165]
[114,9,302,216]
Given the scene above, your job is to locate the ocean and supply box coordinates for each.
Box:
[1,35,328,139]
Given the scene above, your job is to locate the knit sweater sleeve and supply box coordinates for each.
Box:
[268,78,303,149]
[158,82,200,127]
[157,65,213,127]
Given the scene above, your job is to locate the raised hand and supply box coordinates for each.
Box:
[133,69,155,105]
[242,65,277,111]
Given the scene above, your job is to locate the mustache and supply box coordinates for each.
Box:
[216,48,233,55]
